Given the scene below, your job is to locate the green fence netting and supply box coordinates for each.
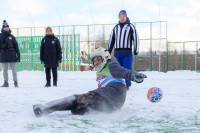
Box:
[0,34,80,72]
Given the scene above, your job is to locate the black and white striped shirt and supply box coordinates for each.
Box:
[108,23,139,55]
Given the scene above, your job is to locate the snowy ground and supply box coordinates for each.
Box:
[0,70,199,133]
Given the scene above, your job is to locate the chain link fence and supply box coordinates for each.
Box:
[0,21,199,72]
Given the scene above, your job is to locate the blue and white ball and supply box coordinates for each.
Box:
[147,87,162,103]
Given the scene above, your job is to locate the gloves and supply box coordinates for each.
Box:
[131,71,147,83]
[58,59,62,63]
[17,57,20,62]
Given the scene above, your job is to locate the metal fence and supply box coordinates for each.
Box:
[167,41,200,71]
[0,21,199,72]
[134,40,200,72]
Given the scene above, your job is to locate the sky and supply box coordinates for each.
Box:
[0,0,200,42]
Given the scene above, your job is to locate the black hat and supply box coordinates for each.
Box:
[2,20,9,28]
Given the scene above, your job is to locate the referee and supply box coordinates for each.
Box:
[108,10,139,90]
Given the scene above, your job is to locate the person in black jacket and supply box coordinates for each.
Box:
[40,27,62,87]
[0,20,20,88]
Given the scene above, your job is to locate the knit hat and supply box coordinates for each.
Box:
[46,26,52,32]
[119,10,127,17]
[2,20,9,28]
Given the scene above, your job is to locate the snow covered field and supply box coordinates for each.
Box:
[0,70,199,133]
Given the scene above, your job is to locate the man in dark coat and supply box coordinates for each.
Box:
[0,20,20,87]
[40,27,62,87]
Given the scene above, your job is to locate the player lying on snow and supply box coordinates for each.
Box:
[33,47,147,117]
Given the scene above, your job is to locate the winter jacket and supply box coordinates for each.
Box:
[40,34,62,68]
[0,29,20,63]
[92,57,137,111]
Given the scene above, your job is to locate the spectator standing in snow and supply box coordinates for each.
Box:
[107,10,139,90]
[0,20,20,88]
[40,27,62,87]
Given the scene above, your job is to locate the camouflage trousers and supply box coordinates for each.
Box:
[72,92,111,115]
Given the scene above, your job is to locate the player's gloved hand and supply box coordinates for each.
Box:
[131,71,147,83]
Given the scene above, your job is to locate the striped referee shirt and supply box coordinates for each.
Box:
[108,22,139,55]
